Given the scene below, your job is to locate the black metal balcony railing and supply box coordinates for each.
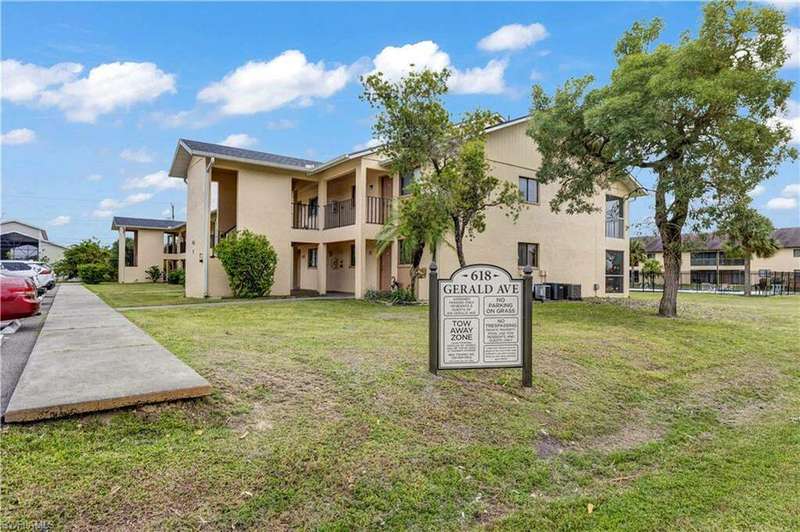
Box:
[163,241,186,254]
[366,196,392,224]
[605,218,624,239]
[292,203,319,230]
[324,199,355,229]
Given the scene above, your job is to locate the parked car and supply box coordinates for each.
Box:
[0,274,40,320]
[27,261,56,289]
[0,260,45,295]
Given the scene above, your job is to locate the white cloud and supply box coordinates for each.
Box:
[477,23,549,52]
[198,50,351,115]
[86,173,103,181]
[763,0,799,12]
[782,183,800,197]
[219,133,257,149]
[0,59,83,102]
[770,99,800,144]
[48,215,71,226]
[748,184,766,197]
[765,196,798,210]
[529,69,544,81]
[91,190,156,218]
[37,62,176,122]
[266,118,297,130]
[786,27,800,68]
[120,147,154,163]
[371,41,507,94]
[123,170,182,191]
[353,138,382,151]
[0,128,36,145]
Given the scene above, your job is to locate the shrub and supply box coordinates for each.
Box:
[78,263,108,284]
[213,230,277,298]
[145,265,162,282]
[365,287,416,305]
[54,239,112,279]
[167,269,185,285]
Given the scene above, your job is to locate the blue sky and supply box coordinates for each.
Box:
[2,1,798,246]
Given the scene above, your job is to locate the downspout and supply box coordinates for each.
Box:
[203,157,215,297]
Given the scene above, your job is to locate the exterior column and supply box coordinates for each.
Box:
[118,227,125,283]
[186,155,211,298]
[317,242,327,295]
[318,177,327,229]
[354,162,368,298]
[390,239,399,287]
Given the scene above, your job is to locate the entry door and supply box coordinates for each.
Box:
[293,248,301,289]
[379,250,392,291]
[381,175,392,197]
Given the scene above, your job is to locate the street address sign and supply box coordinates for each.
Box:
[428,263,533,387]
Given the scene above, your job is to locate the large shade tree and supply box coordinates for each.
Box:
[719,203,778,296]
[362,69,521,269]
[528,0,796,316]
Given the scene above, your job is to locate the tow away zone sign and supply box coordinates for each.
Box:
[428,263,533,387]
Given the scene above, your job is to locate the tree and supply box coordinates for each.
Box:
[528,0,796,316]
[53,239,112,279]
[145,265,162,283]
[641,258,663,290]
[362,69,522,268]
[109,237,135,278]
[719,204,778,296]
[214,230,277,298]
[376,179,448,297]
[629,238,647,267]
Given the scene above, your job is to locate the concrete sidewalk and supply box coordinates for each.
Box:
[4,284,211,422]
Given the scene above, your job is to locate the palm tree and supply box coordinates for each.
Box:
[376,182,449,297]
[719,205,778,296]
[629,238,648,267]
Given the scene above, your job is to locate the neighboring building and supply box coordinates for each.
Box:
[1,219,68,262]
[631,227,800,286]
[167,116,643,300]
[111,217,186,283]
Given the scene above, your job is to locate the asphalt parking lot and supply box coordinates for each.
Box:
[1,286,57,417]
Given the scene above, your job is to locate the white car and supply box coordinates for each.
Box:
[0,261,46,295]
[27,262,56,289]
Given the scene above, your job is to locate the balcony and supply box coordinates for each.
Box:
[324,199,355,229]
[366,196,392,224]
[605,218,624,239]
[292,202,319,230]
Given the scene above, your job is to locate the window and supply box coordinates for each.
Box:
[518,176,539,203]
[605,196,624,238]
[794,248,800,257]
[0,262,33,271]
[646,253,655,259]
[125,230,137,267]
[350,244,356,267]
[605,250,624,293]
[691,270,717,284]
[307,248,318,269]
[399,239,413,265]
[690,252,717,266]
[400,168,420,195]
[517,242,539,268]
[719,253,744,266]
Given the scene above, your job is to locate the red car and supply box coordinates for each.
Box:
[1,274,40,321]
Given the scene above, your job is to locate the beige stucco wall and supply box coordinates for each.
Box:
[415,121,631,300]
[39,241,66,263]
[120,229,165,283]
[295,243,319,292]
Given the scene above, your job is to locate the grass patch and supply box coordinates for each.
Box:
[3,292,799,528]
[83,282,203,308]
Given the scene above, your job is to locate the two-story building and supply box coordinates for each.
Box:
[631,227,800,288]
[166,117,642,299]
[111,216,186,283]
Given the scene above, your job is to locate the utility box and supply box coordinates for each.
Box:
[567,284,582,300]
[548,282,564,300]
[534,283,550,301]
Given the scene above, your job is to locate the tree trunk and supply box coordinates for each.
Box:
[409,242,426,298]
[744,256,752,297]
[453,219,466,267]
[659,246,681,317]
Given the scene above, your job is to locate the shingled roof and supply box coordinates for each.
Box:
[632,227,800,253]
[111,217,185,231]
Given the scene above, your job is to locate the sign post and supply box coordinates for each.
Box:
[428,263,533,387]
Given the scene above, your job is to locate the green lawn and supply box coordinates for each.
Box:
[3,293,799,529]
[83,282,203,308]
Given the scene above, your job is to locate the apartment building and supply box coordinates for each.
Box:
[631,227,800,286]
[112,217,186,283]
[167,117,643,299]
